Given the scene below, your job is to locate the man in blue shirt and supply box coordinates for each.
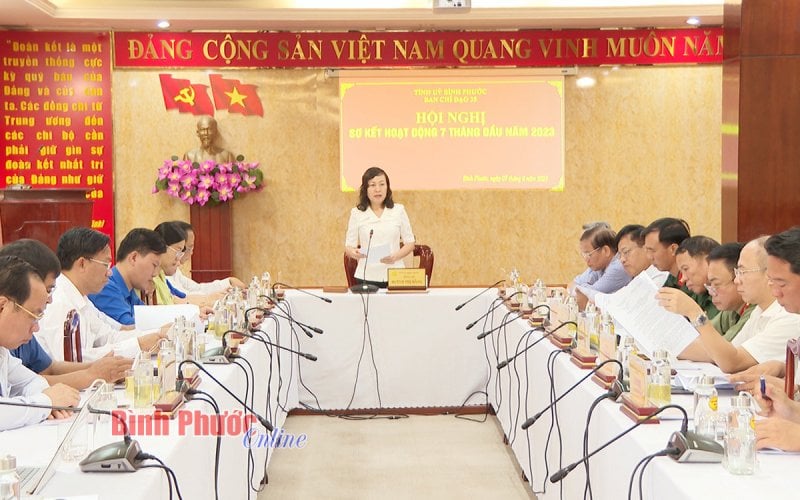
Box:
[571,222,632,310]
[0,239,131,389]
[89,228,166,326]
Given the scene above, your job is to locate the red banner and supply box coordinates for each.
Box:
[1,31,115,248]
[113,28,722,69]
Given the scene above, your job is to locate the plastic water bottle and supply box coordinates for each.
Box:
[693,374,719,439]
[723,392,757,475]
[0,455,20,500]
[648,349,671,407]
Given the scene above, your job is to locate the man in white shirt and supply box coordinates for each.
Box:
[659,236,800,373]
[0,255,79,430]
[724,227,800,451]
[0,238,131,388]
[36,228,167,363]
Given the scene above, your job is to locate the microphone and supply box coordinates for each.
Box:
[236,329,318,361]
[0,399,142,472]
[521,359,623,429]
[454,280,505,311]
[271,282,332,303]
[496,321,576,369]
[549,403,721,483]
[496,327,547,369]
[467,291,524,330]
[349,229,379,294]
[476,312,523,340]
[178,360,274,431]
[247,304,322,338]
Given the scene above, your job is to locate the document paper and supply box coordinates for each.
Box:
[594,270,699,357]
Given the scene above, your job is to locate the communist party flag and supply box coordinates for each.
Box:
[159,74,215,115]
[209,74,264,117]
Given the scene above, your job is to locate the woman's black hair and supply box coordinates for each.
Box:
[357,167,394,211]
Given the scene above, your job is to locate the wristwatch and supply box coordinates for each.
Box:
[691,312,708,329]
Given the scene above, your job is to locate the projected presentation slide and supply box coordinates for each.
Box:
[339,69,564,191]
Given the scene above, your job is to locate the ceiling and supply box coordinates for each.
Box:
[1,0,723,31]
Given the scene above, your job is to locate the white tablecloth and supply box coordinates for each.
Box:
[283,288,491,410]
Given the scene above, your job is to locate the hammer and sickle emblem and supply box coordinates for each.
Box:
[174,86,196,106]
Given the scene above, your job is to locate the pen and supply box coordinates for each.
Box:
[760,375,770,400]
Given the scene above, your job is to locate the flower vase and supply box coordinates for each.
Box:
[189,202,232,282]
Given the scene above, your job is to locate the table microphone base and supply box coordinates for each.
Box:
[349,284,379,294]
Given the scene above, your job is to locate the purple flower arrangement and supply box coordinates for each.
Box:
[153,155,264,206]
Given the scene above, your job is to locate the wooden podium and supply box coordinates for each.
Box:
[0,188,93,250]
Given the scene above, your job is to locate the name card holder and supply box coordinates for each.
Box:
[549,320,575,349]
[570,314,597,369]
[387,268,428,292]
[620,354,659,424]
[592,323,618,389]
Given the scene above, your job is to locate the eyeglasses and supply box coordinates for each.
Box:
[167,245,186,259]
[618,246,639,260]
[704,280,733,296]
[579,247,601,260]
[734,266,765,278]
[88,258,113,270]
[13,301,43,322]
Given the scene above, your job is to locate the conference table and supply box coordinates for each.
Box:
[3,287,799,499]
[284,288,800,499]
[0,325,297,500]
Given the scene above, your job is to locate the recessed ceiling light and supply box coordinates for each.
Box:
[157,20,171,29]
[686,17,701,26]
[576,76,596,89]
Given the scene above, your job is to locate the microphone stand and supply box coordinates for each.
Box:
[236,329,318,361]
[271,282,332,303]
[476,311,523,340]
[521,359,623,429]
[454,280,505,311]
[349,229,378,294]
[466,292,524,330]
[178,359,274,431]
[496,322,576,369]
[549,404,688,483]
[0,399,143,473]
[247,304,321,338]
[496,327,546,369]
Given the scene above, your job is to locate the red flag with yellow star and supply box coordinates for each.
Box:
[158,74,215,115]
[208,74,264,117]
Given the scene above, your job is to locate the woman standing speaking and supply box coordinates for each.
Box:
[345,167,415,289]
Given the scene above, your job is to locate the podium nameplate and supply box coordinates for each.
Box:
[387,268,427,291]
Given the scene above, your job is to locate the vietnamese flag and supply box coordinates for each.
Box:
[209,74,264,117]
[159,74,215,115]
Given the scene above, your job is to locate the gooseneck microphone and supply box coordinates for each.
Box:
[549,404,690,483]
[476,312,524,340]
[467,291,524,330]
[247,304,323,337]
[496,321,576,369]
[496,327,547,369]
[349,229,379,294]
[271,282,332,303]
[0,399,142,473]
[521,358,623,430]
[178,360,274,431]
[454,280,505,311]
[237,329,318,361]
